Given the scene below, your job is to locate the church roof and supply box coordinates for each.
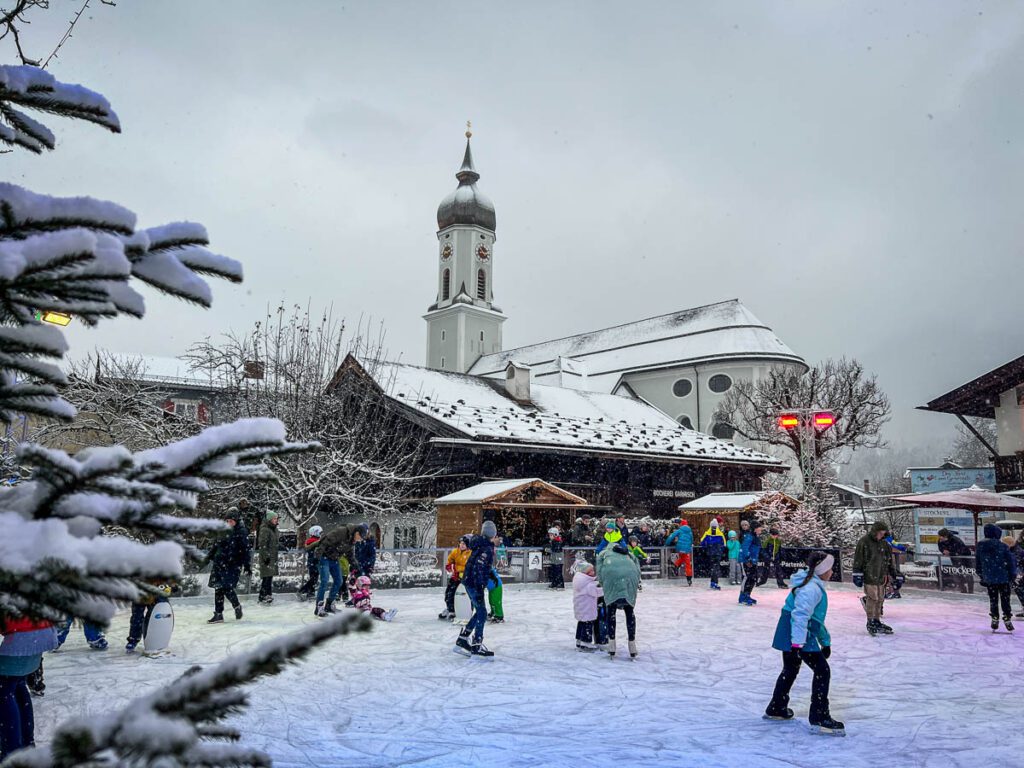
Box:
[341,356,784,469]
[436,136,496,232]
[467,299,805,392]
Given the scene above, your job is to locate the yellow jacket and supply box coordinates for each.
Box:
[447,547,471,578]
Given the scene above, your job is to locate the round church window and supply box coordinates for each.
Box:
[711,422,735,440]
[672,378,692,398]
[708,374,733,393]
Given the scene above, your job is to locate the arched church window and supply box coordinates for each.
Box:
[477,269,486,300]
[442,269,451,300]
[677,415,694,429]
[711,422,735,440]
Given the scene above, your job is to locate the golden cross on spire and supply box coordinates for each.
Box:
[465,120,472,139]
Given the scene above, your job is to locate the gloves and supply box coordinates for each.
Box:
[822,646,831,660]
[852,572,864,588]
[445,563,455,577]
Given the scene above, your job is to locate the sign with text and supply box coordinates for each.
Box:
[908,467,996,493]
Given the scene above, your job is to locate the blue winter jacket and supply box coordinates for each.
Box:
[665,525,693,553]
[772,570,831,652]
[462,535,496,590]
[739,531,761,564]
[975,525,1017,586]
[700,528,727,559]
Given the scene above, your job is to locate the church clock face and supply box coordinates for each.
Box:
[441,243,452,260]
[476,243,490,261]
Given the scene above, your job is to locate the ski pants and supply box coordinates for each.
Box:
[987,584,1012,619]
[741,561,759,595]
[707,557,721,585]
[127,603,155,644]
[673,552,693,578]
[0,674,34,760]
[214,586,241,615]
[487,583,504,619]
[316,558,343,605]
[606,597,636,641]
[56,617,104,646]
[729,559,742,583]
[258,576,274,600]
[465,585,488,642]
[862,583,885,620]
[444,578,461,613]
[548,562,564,588]
[767,649,831,722]
[576,619,600,645]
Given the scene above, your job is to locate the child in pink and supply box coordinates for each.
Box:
[351,576,397,622]
[573,562,603,651]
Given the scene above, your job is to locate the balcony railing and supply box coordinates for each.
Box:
[995,454,1024,492]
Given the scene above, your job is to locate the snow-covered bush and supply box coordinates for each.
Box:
[0,64,370,767]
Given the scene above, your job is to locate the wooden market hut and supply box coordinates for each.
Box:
[434,478,594,547]
[677,491,799,537]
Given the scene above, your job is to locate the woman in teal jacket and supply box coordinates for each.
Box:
[764,551,845,735]
[596,542,641,659]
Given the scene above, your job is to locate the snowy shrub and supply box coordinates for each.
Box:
[0,64,369,767]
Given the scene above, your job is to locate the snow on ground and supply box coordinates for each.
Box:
[39,581,1022,768]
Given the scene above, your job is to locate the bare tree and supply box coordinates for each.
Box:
[186,304,431,529]
[950,417,997,467]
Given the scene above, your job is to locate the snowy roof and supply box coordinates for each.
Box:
[435,478,587,505]
[678,491,776,510]
[467,299,805,393]
[349,358,784,469]
[94,353,225,390]
[830,482,878,499]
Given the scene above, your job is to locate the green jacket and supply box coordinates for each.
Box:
[257,523,280,577]
[596,546,641,607]
[853,521,897,585]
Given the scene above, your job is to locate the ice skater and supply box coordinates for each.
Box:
[487,567,504,623]
[546,527,565,589]
[727,530,741,585]
[738,521,764,606]
[314,524,365,617]
[853,521,900,635]
[764,551,844,736]
[454,520,498,658]
[0,617,59,760]
[666,518,694,586]
[439,535,471,620]
[573,561,603,652]
[975,524,1016,632]
[596,539,640,658]
[350,575,397,622]
[207,508,251,624]
[700,520,727,590]
[256,511,280,604]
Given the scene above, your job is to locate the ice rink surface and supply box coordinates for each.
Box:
[40,580,1022,767]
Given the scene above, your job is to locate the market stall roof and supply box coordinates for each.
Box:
[435,478,587,506]
[678,490,797,511]
[917,354,1024,418]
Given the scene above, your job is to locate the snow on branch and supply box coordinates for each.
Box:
[3,612,373,768]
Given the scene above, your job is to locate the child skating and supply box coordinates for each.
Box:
[727,530,741,584]
[573,561,603,651]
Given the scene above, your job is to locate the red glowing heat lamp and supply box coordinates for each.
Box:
[778,414,800,430]
[813,411,836,429]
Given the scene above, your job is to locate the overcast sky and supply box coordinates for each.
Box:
[6,1,1023,454]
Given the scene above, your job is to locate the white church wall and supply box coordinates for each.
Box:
[995,387,1024,455]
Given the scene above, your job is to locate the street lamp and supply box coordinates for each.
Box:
[36,311,72,326]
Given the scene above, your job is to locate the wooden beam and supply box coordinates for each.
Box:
[955,413,999,460]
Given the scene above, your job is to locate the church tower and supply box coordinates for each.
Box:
[425,126,505,373]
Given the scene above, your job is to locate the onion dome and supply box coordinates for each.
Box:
[437,129,496,232]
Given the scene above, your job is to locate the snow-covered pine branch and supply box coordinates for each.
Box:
[3,612,373,768]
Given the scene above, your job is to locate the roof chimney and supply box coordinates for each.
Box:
[863,479,871,494]
[505,361,532,402]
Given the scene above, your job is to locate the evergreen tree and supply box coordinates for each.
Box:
[0,65,370,767]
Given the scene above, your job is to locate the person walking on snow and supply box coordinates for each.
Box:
[546,527,565,589]
[764,551,844,736]
[256,510,280,604]
[853,521,901,636]
[596,540,641,658]
[573,561,603,652]
[666,518,694,586]
[454,520,498,658]
[700,520,727,590]
[207,509,251,623]
[439,536,471,620]
[976,524,1016,632]
[739,522,764,605]
[727,530,742,585]
[314,524,364,617]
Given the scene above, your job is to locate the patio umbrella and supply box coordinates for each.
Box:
[889,485,1024,543]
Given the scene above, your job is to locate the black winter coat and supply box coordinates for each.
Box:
[316,525,359,562]
[939,534,972,558]
[976,534,1016,586]
[209,524,252,590]
[462,535,495,590]
[354,538,377,575]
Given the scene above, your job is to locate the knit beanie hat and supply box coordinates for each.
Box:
[265,510,278,522]
[728,530,737,539]
[225,506,239,521]
[481,519,497,538]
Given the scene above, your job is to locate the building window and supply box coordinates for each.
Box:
[708,374,733,393]
[441,330,446,341]
[442,269,451,300]
[711,422,735,440]
[479,330,485,342]
[672,378,693,398]
[477,269,486,300]
[393,525,418,548]
[677,415,694,429]
[440,357,445,369]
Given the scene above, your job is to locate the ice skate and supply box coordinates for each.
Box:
[709,583,721,590]
[991,616,1000,632]
[315,601,326,618]
[1005,617,1015,632]
[88,637,108,651]
[453,633,473,657]
[125,640,138,653]
[763,707,794,721]
[809,716,846,736]
[875,620,894,634]
[628,640,637,658]
[207,613,224,624]
[470,641,494,659]
[607,637,616,657]
[866,620,880,636]
[488,616,504,624]
[324,599,337,614]
[576,641,596,652]
[438,609,453,620]
[686,576,693,586]
[382,608,398,622]
[234,605,244,620]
